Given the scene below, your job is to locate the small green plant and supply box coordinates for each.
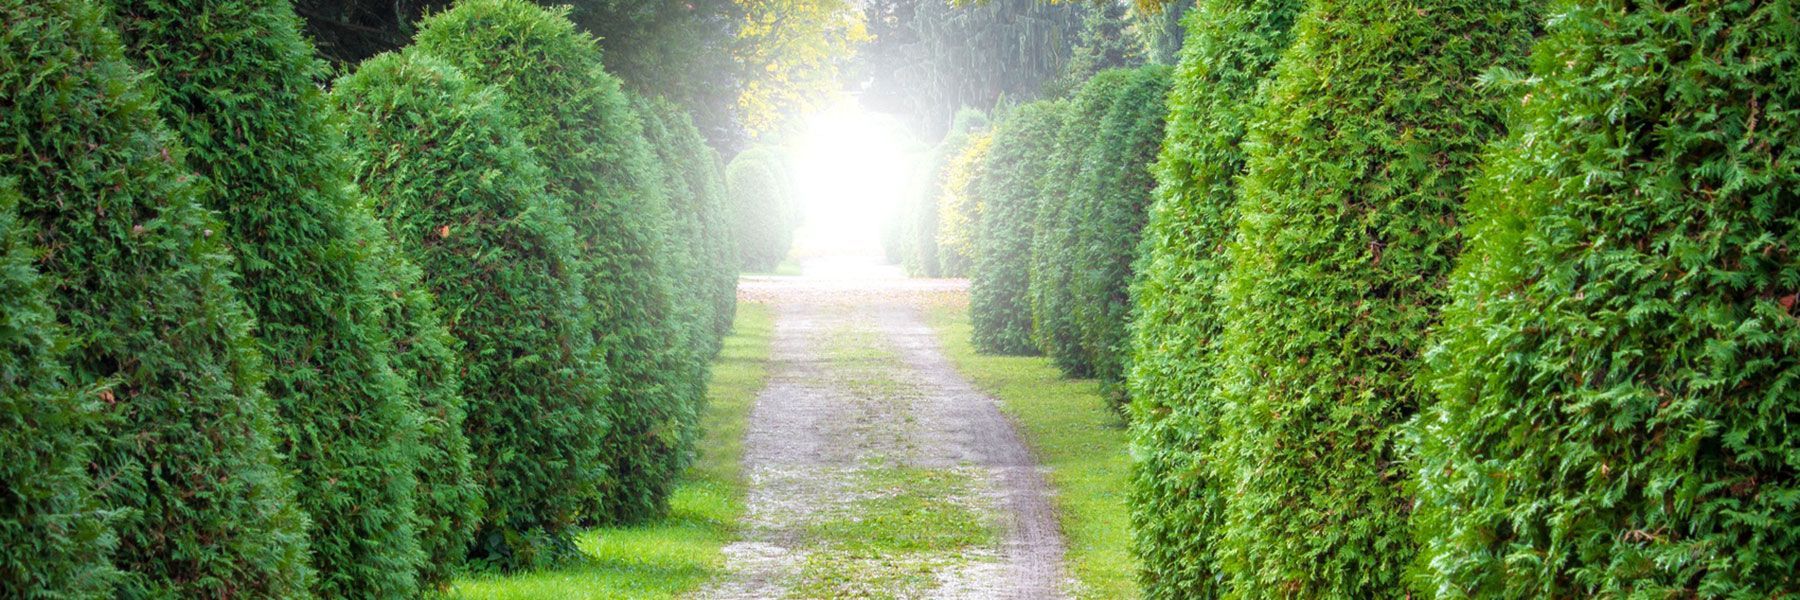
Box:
[969,100,1065,356]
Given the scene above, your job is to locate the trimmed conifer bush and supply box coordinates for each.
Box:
[103,0,442,593]
[331,49,610,567]
[936,131,993,278]
[0,0,311,594]
[728,147,798,272]
[1030,68,1132,377]
[1068,64,1171,402]
[905,109,988,277]
[634,94,738,355]
[1208,0,1538,594]
[1414,2,1800,595]
[416,0,695,526]
[1122,1,1302,596]
[0,182,116,597]
[969,100,1065,356]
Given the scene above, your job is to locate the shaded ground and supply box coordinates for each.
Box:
[700,257,1068,599]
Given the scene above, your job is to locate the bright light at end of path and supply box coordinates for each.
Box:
[789,97,919,261]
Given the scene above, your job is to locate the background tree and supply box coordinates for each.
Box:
[0,0,310,593]
[733,0,870,136]
[1415,1,1800,595]
[969,100,1066,355]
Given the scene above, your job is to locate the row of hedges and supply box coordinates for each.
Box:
[727,145,801,272]
[1,0,738,595]
[1119,0,1800,597]
[901,108,989,277]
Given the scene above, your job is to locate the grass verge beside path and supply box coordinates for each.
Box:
[451,301,776,599]
[923,294,1138,600]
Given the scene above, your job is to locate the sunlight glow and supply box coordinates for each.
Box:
[787,97,920,261]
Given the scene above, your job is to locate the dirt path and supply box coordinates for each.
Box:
[699,258,1068,599]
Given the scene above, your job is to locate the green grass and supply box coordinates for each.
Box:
[451,300,776,599]
[792,463,999,599]
[923,294,1139,600]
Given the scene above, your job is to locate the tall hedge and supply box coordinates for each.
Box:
[1415,2,1800,595]
[331,49,610,566]
[936,131,993,278]
[417,0,695,526]
[969,100,1066,356]
[1208,0,1538,595]
[905,109,988,277]
[634,94,738,354]
[1068,64,1171,402]
[728,147,798,272]
[0,0,311,594]
[1123,0,1302,597]
[1030,68,1132,377]
[0,182,116,597]
[103,0,442,593]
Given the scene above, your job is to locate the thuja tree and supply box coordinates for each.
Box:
[1414,2,1800,596]
[969,100,1065,355]
[0,0,310,594]
[331,50,610,566]
[1029,68,1131,376]
[0,183,115,597]
[936,131,993,278]
[103,0,439,593]
[636,95,738,354]
[417,0,695,525]
[905,109,988,277]
[1123,0,1301,597]
[728,147,797,272]
[1068,64,1171,403]
[1209,0,1538,594]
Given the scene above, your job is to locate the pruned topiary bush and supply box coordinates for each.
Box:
[1123,0,1303,596]
[936,131,993,279]
[1068,64,1171,403]
[969,99,1066,356]
[1414,2,1800,595]
[1208,0,1538,594]
[0,180,116,598]
[633,94,738,357]
[331,49,611,568]
[1,0,311,594]
[905,109,988,277]
[416,0,696,527]
[728,146,798,272]
[103,0,446,592]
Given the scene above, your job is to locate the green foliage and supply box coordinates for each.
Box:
[727,147,799,272]
[103,0,442,593]
[1122,0,1301,596]
[969,100,1065,355]
[634,93,738,360]
[1028,69,1127,377]
[904,109,988,277]
[1209,0,1538,595]
[0,0,311,594]
[0,182,116,597]
[1415,1,1800,596]
[331,49,610,568]
[416,0,695,527]
[935,132,993,277]
[1068,64,1170,402]
[1046,1,1147,97]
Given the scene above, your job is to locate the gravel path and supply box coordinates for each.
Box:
[698,258,1068,599]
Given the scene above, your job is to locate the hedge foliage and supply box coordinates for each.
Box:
[103,0,450,592]
[1030,68,1132,377]
[1414,2,1800,595]
[0,181,116,597]
[1068,64,1170,402]
[936,131,993,278]
[905,109,988,277]
[1208,0,1538,594]
[1124,1,1301,596]
[634,94,739,357]
[728,146,799,272]
[969,100,1066,355]
[1,0,311,594]
[331,49,611,567]
[416,0,697,527]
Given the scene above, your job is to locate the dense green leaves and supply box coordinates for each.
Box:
[1209,0,1538,594]
[1123,0,1301,596]
[0,0,311,594]
[635,93,740,359]
[969,100,1065,355]
[905,109,989,277]
[1415,1,1800,595]
[728,146,800,272]
[416,0,696,528]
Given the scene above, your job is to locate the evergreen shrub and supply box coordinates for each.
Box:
[416,0,695,526]
[104,0,444,592]
[331,49,611,567]
[1,0,311,594]
[1415,1,1800,595]
[1209,0,1538,595]
[633,95,738,354]
[936,131,993,278]
[1122,0,1302,596]
[969,100,1066,356]
[728,147,798,272]
[905,109,988,277]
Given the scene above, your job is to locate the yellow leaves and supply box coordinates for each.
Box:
[732,0,870,136]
